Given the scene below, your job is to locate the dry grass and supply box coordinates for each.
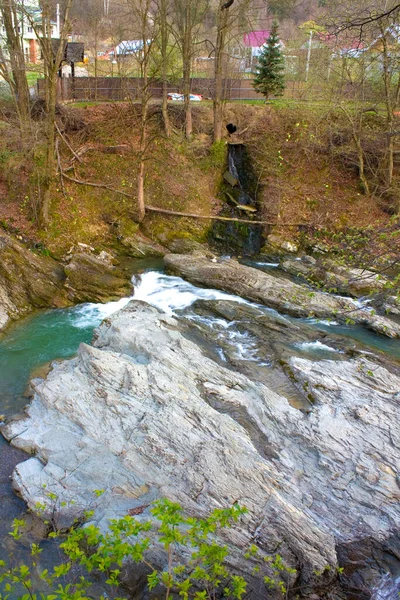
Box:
[0,101,395,255]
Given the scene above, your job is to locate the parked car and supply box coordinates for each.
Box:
[167,93,203,101]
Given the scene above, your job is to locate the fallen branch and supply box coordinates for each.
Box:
[55,139,66,196]
[60,172,308,226]
[55,123,83,163]
[145,205,305,226]
[62,172,133,198]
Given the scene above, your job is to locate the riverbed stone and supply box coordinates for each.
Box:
[263,234,298,254]
[119,232,167,258]
[164,253,400,338]
[64,252,133,303]
[282,256,390,298]
[3,300,400,597]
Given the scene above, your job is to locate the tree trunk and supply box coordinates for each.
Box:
[40,71,57,228]
[137,69,147,223]
[38,0,73,228]
[213,1,230,143]
[0,0,31,138]
[182,2,192,140]
[183,59,192,140]
[137,159,146,222]
[354,134,370,196]
[381,31,394,190]
[136,1,152,222]
[160,0,171,137]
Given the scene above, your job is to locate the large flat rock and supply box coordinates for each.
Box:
[164,254,400,338]
[3,300,400,596]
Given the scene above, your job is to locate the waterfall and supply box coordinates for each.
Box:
[209,143,264,255]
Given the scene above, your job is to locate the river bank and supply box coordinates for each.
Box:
[1,256,399,599]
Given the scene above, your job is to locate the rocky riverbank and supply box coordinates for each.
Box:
[0,232,133,331]
[3,297,400,598]
[164,253,400,338]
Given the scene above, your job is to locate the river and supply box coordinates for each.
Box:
[1,258,399,598]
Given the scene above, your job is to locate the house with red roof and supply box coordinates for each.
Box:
[233,30,285,72]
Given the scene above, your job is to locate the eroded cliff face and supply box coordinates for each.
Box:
[0,233,67,330]
[3,300,400,598]
[0,233,133,331]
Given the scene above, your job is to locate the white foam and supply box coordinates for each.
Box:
[132,271,250,315]
[69,297,131,329]
[294,341,342,353]
[67,270,279,330]
[253,261,279,268]
[306,318,339,326]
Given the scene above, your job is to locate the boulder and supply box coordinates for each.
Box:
[282,256,390,298]
[166,237,209,255]
[120,232,167,258]
[263,234,298,254]
[3,301,400,597]
[64,253,132,303]
[0,233,67,331]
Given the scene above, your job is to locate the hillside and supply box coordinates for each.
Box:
[0,101,396,260]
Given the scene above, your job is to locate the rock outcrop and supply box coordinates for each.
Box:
[3,301,400,597]
[119,232,167,258]
[281,256,390,298]
[164,254,400,338]
[0,233,66,331]
[64,252,132,303]
[0,233,134,331]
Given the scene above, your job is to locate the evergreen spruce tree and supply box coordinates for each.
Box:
[253,22,285,101]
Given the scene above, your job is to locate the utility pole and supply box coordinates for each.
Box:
[305,29,313,82]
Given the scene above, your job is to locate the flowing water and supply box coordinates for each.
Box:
[1,261,399,597]
[210,144,264,255]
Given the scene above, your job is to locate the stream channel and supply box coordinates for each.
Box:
[0,257,400,598]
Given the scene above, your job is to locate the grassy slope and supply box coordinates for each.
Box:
[0,101,394,257]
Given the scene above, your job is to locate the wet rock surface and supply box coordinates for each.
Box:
[3,300,400,598]
[282,256,390,299]
[164,254,400,338]
[0,233,67,331]
[64,252,133,303]
[120,232,168,258]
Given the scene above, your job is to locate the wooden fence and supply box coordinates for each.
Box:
[37,77,380,103]
[37,77,278,102]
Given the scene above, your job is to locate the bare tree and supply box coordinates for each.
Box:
[0,0,31,137]
[37,0,73,227]
[123,0,158,221]
[170,0,209,140]
[154,0,172,136]
[213,0,234,142]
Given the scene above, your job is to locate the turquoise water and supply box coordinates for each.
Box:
[0,303,125,415]
[304,319,400,360]
[0,257,164,417]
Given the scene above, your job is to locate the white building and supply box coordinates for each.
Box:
[0,1,59,64]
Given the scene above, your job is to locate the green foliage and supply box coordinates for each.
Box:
[252,22,285,101]
[209,140,227,169]
[0,496,298,599]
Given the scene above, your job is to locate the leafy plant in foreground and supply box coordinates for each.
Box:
[0,497,297,599]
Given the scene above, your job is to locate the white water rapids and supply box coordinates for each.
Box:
[70,270,282,325]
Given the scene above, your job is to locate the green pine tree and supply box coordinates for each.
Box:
[252,22,285,101]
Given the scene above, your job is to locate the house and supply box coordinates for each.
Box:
[114,39,151,57]
[0,0,59,64]
[233,30,285,72]
[366,25,400,53]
